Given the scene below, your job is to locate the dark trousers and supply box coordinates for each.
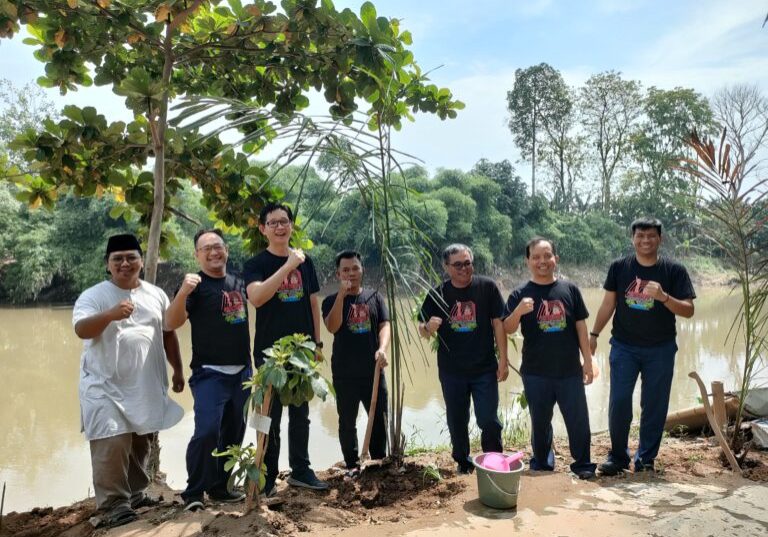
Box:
[439,369,503,468]
[264,393,312,486]
[182,366,251,500]
[607,338,676,470]
[522,373,596,473]
[335,374,388,468]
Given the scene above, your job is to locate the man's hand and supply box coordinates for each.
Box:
[589,334,598,355]
[515,297,535,316]
[171,368,185,393]
[287,248,306,271]
[425,316,443,336]
[109,300,134,321]
[339,278,353,298]
[375,348,388,368]
[179,273,202,296]
[497,359,509,382]
[644,281,666,301]
[582,358,594,385]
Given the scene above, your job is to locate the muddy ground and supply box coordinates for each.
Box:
[2,434,766,537]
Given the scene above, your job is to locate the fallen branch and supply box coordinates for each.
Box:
[688,371,742,474]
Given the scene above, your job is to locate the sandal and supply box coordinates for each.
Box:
[90,509,138,529]
[132,494,162,509]
[344,467,361,480]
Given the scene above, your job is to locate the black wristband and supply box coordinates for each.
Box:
[314,341,324,349]
[589,332,600,338]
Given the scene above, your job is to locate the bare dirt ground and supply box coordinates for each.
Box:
[2,434,766,537]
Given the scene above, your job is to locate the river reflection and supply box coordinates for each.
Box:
[0,287,749,512]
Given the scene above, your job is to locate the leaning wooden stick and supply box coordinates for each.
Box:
[360,363,382,463]
[246,385,274,512]
[689,372,742,474]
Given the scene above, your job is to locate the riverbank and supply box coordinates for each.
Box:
[3,433,766,537]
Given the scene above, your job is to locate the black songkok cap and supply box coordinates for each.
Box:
[106,234,142,257]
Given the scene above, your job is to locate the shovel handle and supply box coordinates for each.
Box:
[360,362,382,459]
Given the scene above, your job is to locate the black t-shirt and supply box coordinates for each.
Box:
[242,251,320,364]
[604,255,696,347]
[321,288,390,380]
[181,272,251,369]
[419,275,504,375]
[506,279,588,378]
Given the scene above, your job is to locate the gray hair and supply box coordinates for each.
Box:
[442,243,473,264]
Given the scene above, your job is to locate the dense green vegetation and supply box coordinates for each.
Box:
[5,59,766,303]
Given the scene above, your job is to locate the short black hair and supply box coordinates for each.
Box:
[630,217,663,237]
[259,202,294,225]
[335,249,362,268]
[193,228,224,248]
[442,243,473,264]
[525,236,557,258]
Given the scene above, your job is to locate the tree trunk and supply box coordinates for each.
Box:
[146,25,175,480]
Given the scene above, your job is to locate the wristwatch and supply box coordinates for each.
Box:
[315,341,324,349]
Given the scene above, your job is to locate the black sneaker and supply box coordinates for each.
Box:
[598,461,627,476]
[208,490,246,503]
[575,470,596,480]
[287,470,330,490]
[183,497,205,512]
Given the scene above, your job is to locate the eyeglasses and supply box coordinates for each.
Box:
[109,254,141,264]
[448,260,473,269]
[265,219,292,229]
[198,243,226,253]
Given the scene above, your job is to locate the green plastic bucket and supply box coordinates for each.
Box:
[472,453,525,509]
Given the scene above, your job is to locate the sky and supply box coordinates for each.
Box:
[1,0,766,173]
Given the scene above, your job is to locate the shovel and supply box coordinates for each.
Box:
[359,362,384,471]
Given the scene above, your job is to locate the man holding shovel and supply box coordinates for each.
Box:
[244,202,329,495]
[322,250,390,477]
[418,243,509,474]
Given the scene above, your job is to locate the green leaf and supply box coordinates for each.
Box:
[360,2,377,30]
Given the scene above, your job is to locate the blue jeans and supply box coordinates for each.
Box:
[182,366,251,500]
[607,338,676,470]
[439,369,503,468]
[522,374,596,474]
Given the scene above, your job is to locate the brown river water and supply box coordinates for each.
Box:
[0,287,751,512]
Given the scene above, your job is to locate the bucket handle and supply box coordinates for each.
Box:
[484,473,518,497]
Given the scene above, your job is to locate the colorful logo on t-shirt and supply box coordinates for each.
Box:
[450,301,477,332]
[625,277,654,310]
[221,290,247,324]
[537,299,566,332]
[347,303,372,334]
[277,269,304,302]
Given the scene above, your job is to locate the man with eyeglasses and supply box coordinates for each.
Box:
[73,234,184,529]
[590,217,695,476]
[418,244,509,474]
[243,202,328,494]
[166,229,251,511]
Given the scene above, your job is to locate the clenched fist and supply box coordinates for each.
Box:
[287,248,306,270]
[109,299,134,321]
[179,273,202,296]
[515,297,535,316]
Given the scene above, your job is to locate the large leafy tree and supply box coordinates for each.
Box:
[506,62,570,196]
[579,70,642,213]
[626,87,714,230]
[1,0,462,282]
